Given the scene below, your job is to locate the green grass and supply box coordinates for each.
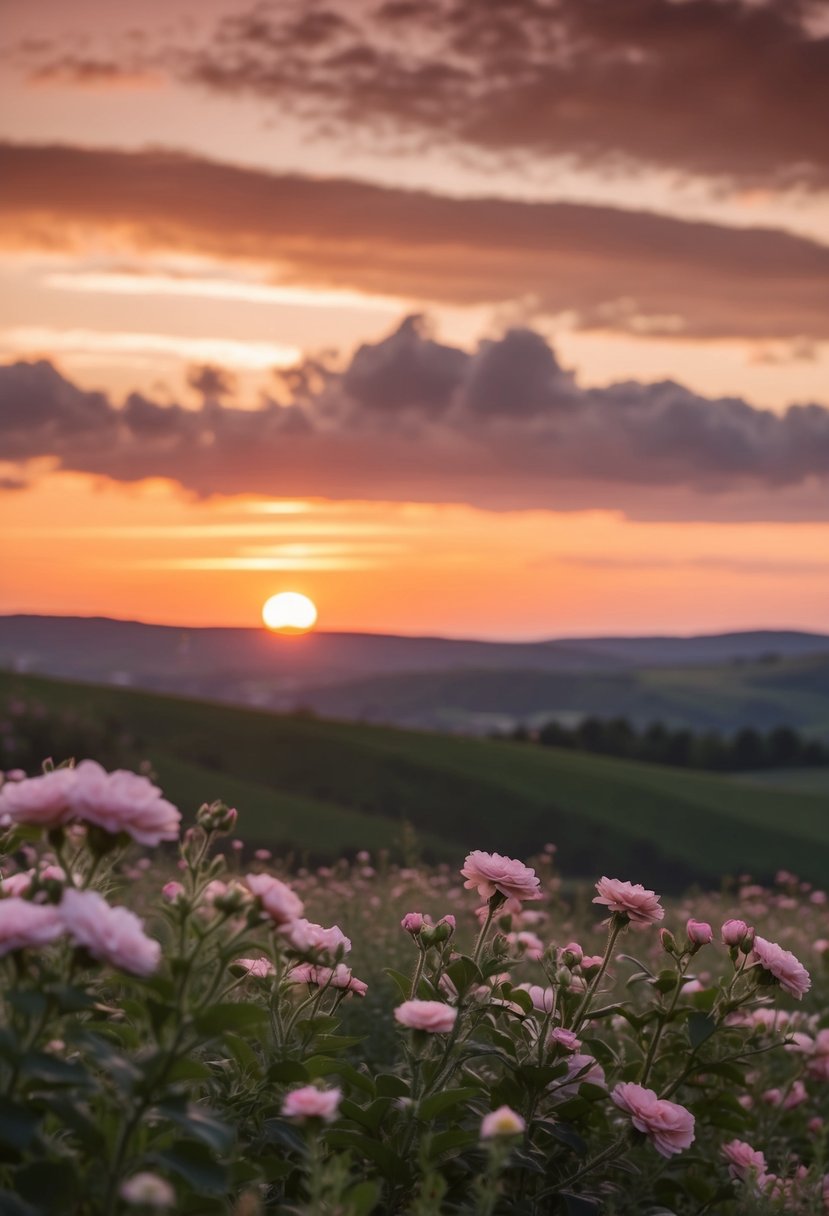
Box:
[2,671,828,888]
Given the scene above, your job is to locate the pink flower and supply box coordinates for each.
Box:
[395,999,458,1033]
[611,1083,695,1157]
[722,919,750,946]
[593,878,664,928]
[581,954,604,972]
[805,1029,829,1082]
[401,912,429,934]
[162,881,185,904]
[69,761,180,846]
[282,1085,341,1122]
[722,1139,767,1181]
[60,888,160,976]
[516,983,554,1012]
[233,957,275,979]
[751,936,811,1000]
[1,869,34,897]
[560,941,583,964]
[550,1027,581,1052]
[0,767,76,829]
[245,873,304,925]
[120,1173,175,1208]
[461,851,541,903]
[288,962,367,997]
[508,930,544,959]
[280,918,351,955]
[558,1053,606,1096]
[481,1106,525,1138]
[0,897,64,955]
[686,919,712,945]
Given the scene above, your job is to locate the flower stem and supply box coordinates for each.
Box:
[571,917,624,1032]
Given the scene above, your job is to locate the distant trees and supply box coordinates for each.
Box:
[506,716,829,772]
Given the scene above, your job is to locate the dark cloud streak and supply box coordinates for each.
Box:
[2,317,829,520]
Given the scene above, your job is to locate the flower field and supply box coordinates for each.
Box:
[1,761,828,1214]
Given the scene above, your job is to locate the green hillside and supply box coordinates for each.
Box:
[1,672,828,889]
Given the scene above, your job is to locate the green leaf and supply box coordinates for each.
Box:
[19,1051,93,1089]
[383,968,413,1000]
[0,1097,39,1151]
[427,1128,477,1160]
[347,1180,381,1216]
[152,1140,228,1195]
[268,1059,310,1084]
[193,1002,268,1036]
[687,1012,718,1049]
[41,1096,105,1154]
[375,1073,409,1099]
[15,1162,79,1214]
[444,956,482,997]
[155,1101,235,1155]
[222,1032,261,1075]
[563,1196,601,1215]
[325,1129,401,1179]
[304,1057,375,1096]
[419,1087,480,1121]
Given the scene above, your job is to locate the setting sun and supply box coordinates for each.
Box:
[262,591,318,634]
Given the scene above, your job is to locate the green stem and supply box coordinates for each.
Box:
[571,918,624,1033]
[472,896,502,965]
[639,962,687,1086]
[409,948,427,999]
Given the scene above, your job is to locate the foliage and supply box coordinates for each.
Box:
[507,716,829,772]
[1,760,828,1214]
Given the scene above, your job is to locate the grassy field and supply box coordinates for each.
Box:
[2,671,828,888]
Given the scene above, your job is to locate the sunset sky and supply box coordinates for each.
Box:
[1,0,828,638]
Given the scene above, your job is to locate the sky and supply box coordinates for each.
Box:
[1,0,828,639]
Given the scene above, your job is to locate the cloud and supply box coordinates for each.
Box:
[2,141,829,342]
[3,316,829,520]
[19,0,829,191]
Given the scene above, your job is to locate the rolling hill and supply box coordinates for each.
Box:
[2,614,828,736]
[2,671,827,891]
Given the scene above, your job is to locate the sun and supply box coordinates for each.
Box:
[262,591,318,634]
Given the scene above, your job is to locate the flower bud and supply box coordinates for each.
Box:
[556,966,572,989]
[721,918,748,947]
[212,881,250,915]
[480,1106,526,1139]
[560,941,583,966]
[686,919,713,947]
[162,881,186,906]
[196,801,238,834]
[660,928,678,955]
[739,926,756,954]
[400,912,427,936]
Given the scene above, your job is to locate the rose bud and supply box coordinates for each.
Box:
[686,919,713,948]
[721,919,749,947]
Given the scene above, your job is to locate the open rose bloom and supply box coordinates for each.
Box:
[593,877,664,927]
[612,1083,695,1157]
[460,851,542,903]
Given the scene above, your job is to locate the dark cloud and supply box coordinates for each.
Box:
[3,317,829,519]
[22,0,828,191]
[187,363,237,401]
[2,141,829,341]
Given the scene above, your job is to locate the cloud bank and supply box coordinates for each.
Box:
[19,0,829,191]
[3,316,829,520]
[3,141,829,342]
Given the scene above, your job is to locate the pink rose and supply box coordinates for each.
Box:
[550,1027,581,1052]
[480,1106,525,1138]
[751,936,811,999]
[686,918,712,945]
[612,1083,695,1157]
[593,877,664,927]
[282,1085,341,1122]
[0,767,76,829]
[119,1172,176,1208]
[60,888,160,976]
[280,918,351,955]
[288,962,367,997]
[71,761,181,846]
[722,1139,767,1181]
[560,941,583,964]
[516,983,554,1012]
[401,912,429,934]
[461,851,541,903]
[162,881,185,904]
[558,1053,606,1097]
[395,999,457,1033]
[722,918,750,946]
[1,869,34,897]
[245,873,304,925]
[0,897,64,955]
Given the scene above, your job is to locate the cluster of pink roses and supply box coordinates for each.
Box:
[0,761,181,847]
[723,1139,827,1207]
[0,888,160,976]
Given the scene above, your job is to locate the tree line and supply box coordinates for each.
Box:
[505,717,829,771]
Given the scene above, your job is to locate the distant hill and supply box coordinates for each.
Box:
[1,615,828,735]
[1,670,828,890]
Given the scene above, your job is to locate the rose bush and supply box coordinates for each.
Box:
[0,760,827,1215]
